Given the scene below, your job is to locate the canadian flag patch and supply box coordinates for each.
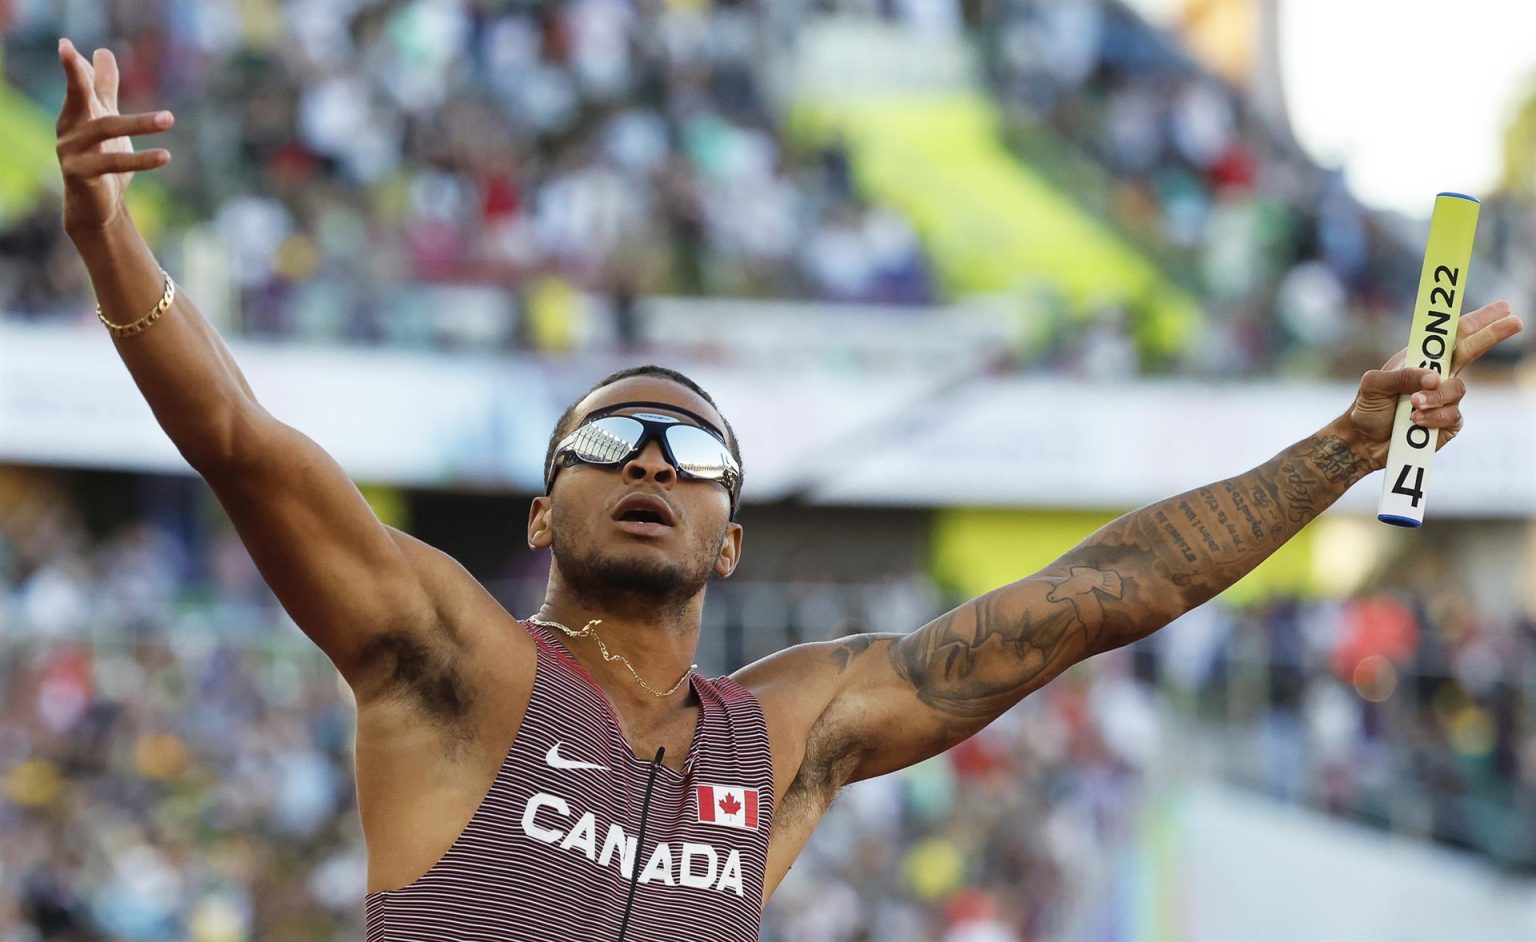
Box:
[695,784,759,831]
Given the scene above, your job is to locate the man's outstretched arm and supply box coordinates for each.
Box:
[878,412,1388,723]
[745,301,1523,792]
[54,40,493,697]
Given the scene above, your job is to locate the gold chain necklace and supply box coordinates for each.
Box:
[526,616,696,698]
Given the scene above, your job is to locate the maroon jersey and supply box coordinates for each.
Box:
[365,619,775,941]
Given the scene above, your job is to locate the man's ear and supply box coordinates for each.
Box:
[528,496,553,550]
[714,522,743,579]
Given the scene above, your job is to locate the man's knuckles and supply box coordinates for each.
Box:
[1415,378,1467,409]
[1412,405,1461,428]
[1360,370,1431,396]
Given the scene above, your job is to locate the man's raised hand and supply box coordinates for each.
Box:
[55,38,174,234]
[1342,300,1524,464]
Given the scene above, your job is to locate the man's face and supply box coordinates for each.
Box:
[529,376,743,611]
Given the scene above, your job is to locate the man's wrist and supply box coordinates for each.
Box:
[65,203,134,252]
[1325,414,1386,476]
[65,207,169,323]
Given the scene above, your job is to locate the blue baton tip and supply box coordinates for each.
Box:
[1377,513,1424,529]
[1436,191,1479,203]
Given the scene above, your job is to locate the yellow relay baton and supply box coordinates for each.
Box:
[1377,192,1479,527]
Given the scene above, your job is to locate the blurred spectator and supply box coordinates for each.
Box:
[981,0,1525,378]
[7,463,1533,937]
[11,0,1520,381]
[0,0,935,352]
[1146,586,1536,869]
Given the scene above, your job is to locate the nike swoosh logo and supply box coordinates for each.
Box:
[546,742,609,771]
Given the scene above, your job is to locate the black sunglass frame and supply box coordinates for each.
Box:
[545,401,741,514]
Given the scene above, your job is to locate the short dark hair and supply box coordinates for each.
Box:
[542,364,744,500]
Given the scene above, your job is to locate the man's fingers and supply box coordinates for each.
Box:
[56,38,96,122]
[1362,368,1439,397]
[1456,300,1510,338]
[1410,403,1462,429]
[63,149,172,178]
[92,47,120,112]
[1451,304,1525,376]
[1409,376,1466,410]
[73,43,96,92]
[59,112,174,151]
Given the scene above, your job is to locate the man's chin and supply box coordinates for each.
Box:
[599,562,689,599]
[564,549,706,604]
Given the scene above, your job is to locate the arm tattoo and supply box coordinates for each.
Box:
[890,427,1373,720]
[889,585,1098,719]
[826,633,885,672]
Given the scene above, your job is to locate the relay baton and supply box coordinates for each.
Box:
[1377,192,1479,527]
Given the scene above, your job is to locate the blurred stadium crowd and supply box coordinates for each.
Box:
[1,0,936,351]
[3,0,1529,373]
[1150,588,1536,871]
[4,0,1535,940]
[982,0,1412,375]
[3,470,1533,940]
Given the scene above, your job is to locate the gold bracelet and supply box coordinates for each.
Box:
[98,270,176,338]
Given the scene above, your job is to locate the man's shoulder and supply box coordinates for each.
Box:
[730,632,903,708]
[729,634,903,797]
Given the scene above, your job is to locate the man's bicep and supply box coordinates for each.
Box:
[823,517,1191,783]
[201,408,457,686]
[830,579,1105,783]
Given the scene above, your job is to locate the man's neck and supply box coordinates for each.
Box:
[533,589,704,714]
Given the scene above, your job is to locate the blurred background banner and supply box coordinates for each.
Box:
[3,0,1535,940]
[7,318,1536,512]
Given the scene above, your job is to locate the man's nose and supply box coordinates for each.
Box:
[622,440,675,485]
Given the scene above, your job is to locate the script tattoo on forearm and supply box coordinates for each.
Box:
[889,430,1371,721]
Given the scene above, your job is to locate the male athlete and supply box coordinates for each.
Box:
[52,38,1524,941]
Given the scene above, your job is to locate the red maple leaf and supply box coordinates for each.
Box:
[718,793,742,818]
